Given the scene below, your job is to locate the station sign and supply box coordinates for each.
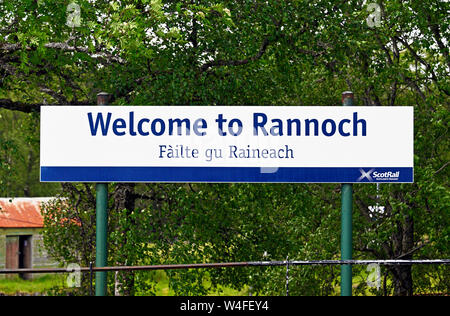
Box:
[40,106,413,183]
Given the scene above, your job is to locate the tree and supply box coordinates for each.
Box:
[1,0,449,295]
[0,108,59,196]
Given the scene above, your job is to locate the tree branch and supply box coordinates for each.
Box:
[0,98,91,113]
[425,14,450,70]
[38,86,68,104]
[200,37,272,72]
[394,240,430,259]
[0,99,42,112]
[394,35,449,96]
[200,17,283,73]
[434,161,449,175]
[0,42,125,65]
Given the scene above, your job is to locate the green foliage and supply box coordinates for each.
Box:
[0,109,59,196]
[1,0,449,295]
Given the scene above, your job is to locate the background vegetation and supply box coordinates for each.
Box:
[0,0,448,295]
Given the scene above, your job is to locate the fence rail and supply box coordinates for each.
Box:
[1,259,449,274]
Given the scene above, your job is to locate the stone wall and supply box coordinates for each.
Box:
[31,234,59,268]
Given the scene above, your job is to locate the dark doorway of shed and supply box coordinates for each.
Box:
[19,236,32,280]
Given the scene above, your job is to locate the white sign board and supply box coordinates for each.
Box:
[40,106,413,183]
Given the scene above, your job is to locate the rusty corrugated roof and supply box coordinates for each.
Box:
[0,198,53,228]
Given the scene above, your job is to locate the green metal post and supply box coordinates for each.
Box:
[341,91,354,296]
[95,92,110,296]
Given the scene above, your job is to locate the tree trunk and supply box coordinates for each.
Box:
[113,183,136,296]
[391,215,414,296]
[392,265,413,296]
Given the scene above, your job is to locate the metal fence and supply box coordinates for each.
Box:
[1,259,449,296]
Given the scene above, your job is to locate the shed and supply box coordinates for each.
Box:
[0,198,58,279]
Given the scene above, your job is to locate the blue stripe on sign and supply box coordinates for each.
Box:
[40,167,413,183]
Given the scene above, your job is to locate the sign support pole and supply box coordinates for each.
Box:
[341,91,354,296]
[95,92,110,296]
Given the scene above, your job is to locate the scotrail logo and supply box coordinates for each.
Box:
[358,168,374,182]
[358,169,400,182]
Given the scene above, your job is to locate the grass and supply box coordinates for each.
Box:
[0,271,247,296]
[0,274,66,295]
[7,267,443,296]
[0,268,389,296]
[138,270,248,296]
